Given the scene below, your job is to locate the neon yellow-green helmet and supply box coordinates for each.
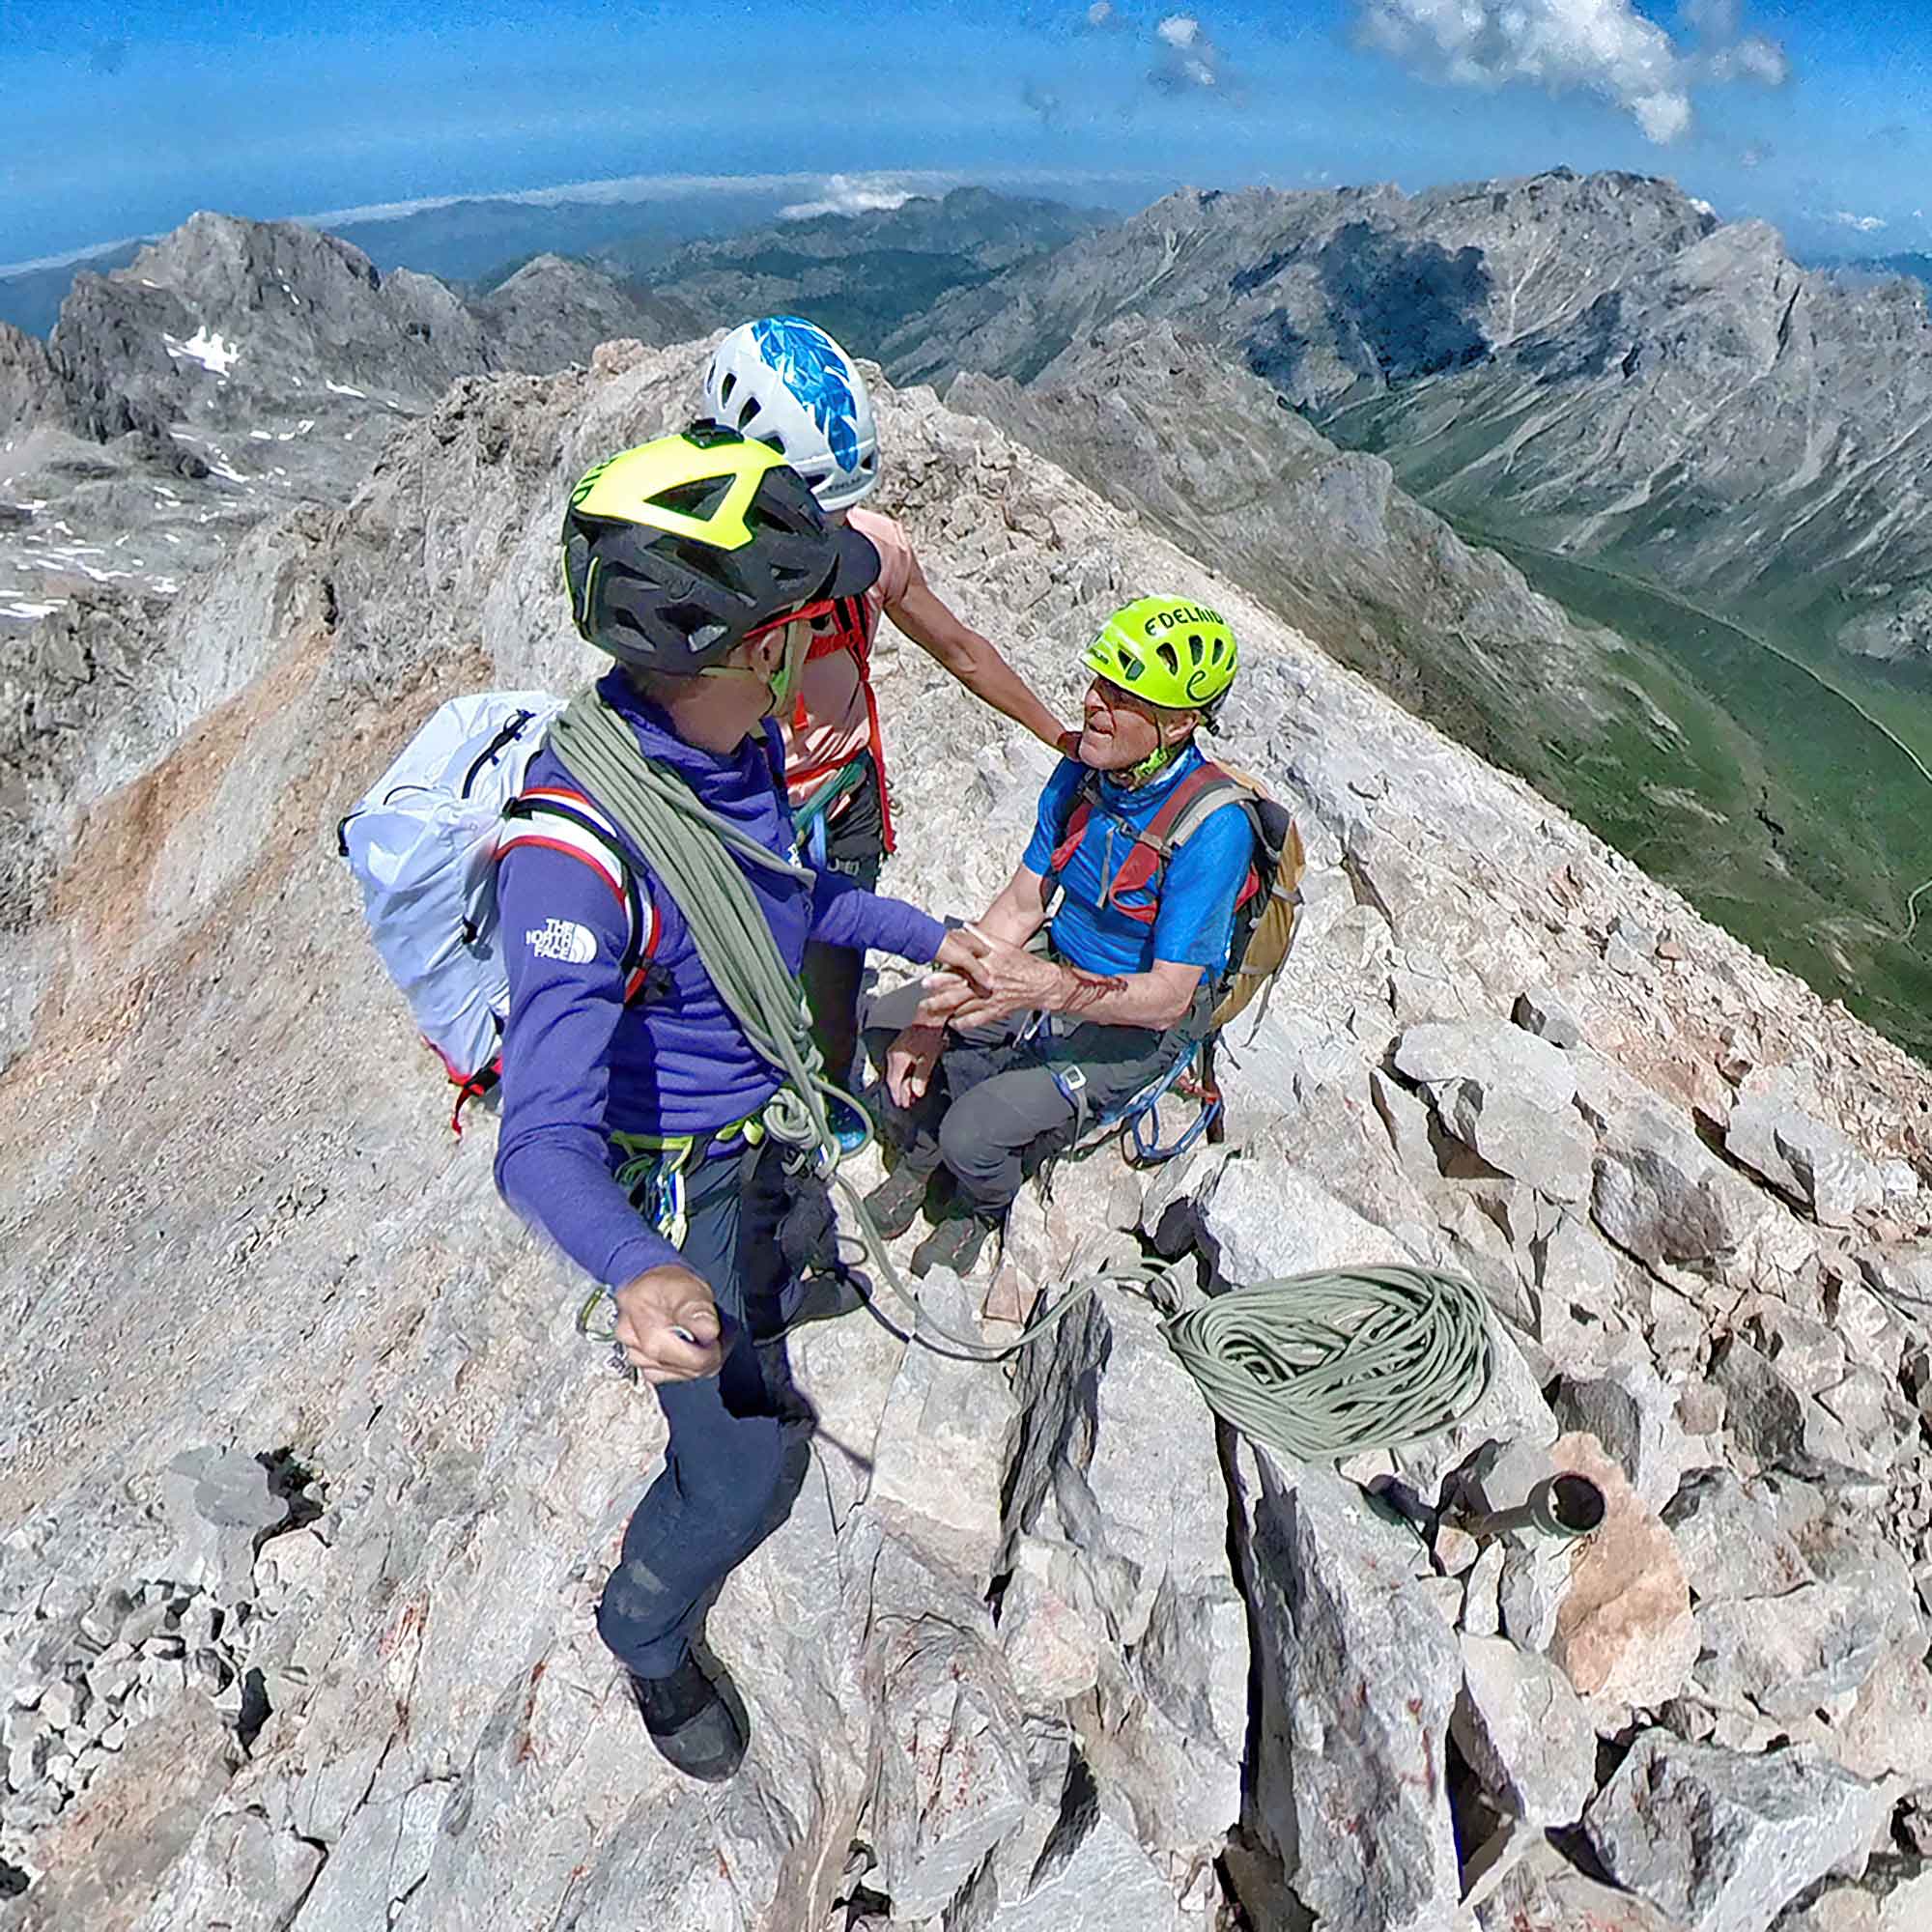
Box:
[1082,596,1238,712]
[559,423,876,673]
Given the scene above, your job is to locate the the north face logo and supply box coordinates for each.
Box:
[526,919,596,964]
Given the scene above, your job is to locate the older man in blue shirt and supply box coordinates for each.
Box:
[865,595,1254,1277]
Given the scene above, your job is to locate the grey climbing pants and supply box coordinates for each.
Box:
[861,978,1195,1215]
[596,1141,797,1679]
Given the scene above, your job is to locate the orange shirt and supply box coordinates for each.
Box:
[783,506,915,801]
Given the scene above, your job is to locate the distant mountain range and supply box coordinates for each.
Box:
[0,183,1122,340]
[1810,250,1932,294]
[886,170,1932,676]
[0,190,1106,626]
[603,188,1110,361]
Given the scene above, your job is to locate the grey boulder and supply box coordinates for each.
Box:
[1583,1731,1889,1932]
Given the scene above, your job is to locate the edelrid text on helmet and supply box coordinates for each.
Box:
[1082,596,1239,712]
[703,317,881,513]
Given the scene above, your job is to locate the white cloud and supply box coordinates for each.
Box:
[1706,36,1788,84]
[1151,11,1228,92]
[1086,1,1114,23]
[1833,211,1889,234]
[1353,0,1788,145]
[776,175,918,220]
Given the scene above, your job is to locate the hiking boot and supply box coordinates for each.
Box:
[911,1209,1001,1280]
[626,1652,747,1783]
[865,1163,937,1242]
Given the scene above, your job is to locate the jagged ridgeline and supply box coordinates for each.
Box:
[891,169,1932,1061]
[4,329,1932,1930]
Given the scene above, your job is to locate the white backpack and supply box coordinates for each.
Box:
[337,692,649,1129]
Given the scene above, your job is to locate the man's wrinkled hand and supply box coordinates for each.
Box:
[920,934,1065,1030]
[612,1264,724,1384]
[887,1023,946,1105]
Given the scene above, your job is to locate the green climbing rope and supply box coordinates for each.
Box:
[546,692,1497,1448]
[548,691,1089,1363]
[1154,1264,1493,1462]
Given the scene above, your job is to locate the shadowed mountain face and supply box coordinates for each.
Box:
[0,242,144,340]
[888,169,1932,669]
[886,171,1715,402]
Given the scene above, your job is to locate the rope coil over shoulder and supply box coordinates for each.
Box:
[548,690,1076,1362]
[545,689,1496,1447]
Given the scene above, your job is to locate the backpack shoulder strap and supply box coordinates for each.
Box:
[1152,762,1256,855]
[1043,766,1105,884]
[498,786,658,991]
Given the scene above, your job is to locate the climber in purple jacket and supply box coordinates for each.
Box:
[493,427,989,1783]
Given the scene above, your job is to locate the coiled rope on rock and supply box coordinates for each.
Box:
[548,692,1495,1449]
[1153,1263,1493,1461]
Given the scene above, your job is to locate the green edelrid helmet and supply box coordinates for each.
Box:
[1082,596,1238,713]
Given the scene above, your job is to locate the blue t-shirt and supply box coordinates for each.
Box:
[1021,748,1254,979]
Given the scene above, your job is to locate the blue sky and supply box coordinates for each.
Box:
[1,1,1926,271]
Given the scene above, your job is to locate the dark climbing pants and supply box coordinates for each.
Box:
[862,979,1194,1216]
[800,753,885,1092]
[596,1141,796,1679]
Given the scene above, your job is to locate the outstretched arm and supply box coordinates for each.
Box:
[887,554,1078,756]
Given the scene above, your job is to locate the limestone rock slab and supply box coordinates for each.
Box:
[1583,1731,1889,1932]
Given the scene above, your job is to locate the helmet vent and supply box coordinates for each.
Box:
[1156,641,1180,675]
[658,598,719,636]
[718,371,737,408]
[651,477,733,520]
[670,536,736,582]
[1187,634,1204,664]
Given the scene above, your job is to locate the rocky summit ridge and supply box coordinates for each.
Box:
[3,339,1932,1932]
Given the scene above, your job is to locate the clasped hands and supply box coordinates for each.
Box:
[884,924,1065,1104]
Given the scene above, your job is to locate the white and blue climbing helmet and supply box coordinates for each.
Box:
[703,316,881,512]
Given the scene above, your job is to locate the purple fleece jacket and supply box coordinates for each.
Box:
[494,670,945,1289]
